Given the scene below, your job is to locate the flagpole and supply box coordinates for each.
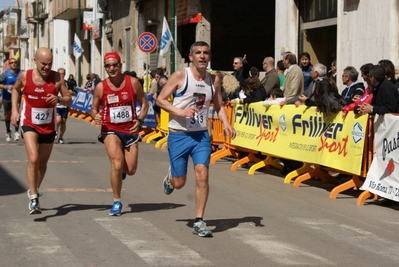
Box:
[170,0,175,74]
[77,0,82,86]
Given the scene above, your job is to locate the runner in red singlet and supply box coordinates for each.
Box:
[11,47,72,214]
[90,51,148,216]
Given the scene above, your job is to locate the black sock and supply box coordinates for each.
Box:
[195,217,203,223]
[5,120,11,133]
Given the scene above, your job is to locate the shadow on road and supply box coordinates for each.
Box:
[0,165,26,196]
[176,216,265,233]
[34,203,111,221]
[127,203,186,213]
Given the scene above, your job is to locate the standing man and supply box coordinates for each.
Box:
[232,55,249,91]
[341,66,365,105]
[157,41,236,237]
[260,56,280,97]
[55,68,76,144]
[0,58,22,142]
[90,52,148,216]
[282,52,304,104]
[11,48,71,214]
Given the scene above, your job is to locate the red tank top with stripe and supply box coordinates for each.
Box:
[20,70,57,134]
[101,75,137,134]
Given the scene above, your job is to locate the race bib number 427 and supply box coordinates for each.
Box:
[31,108,53,125]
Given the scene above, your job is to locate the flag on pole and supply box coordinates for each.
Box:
[73,33,83,58]
[159,16,174,57]
[15,49,20,61]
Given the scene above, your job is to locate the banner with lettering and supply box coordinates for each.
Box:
[136,94,157,128]
[231,103,368,175]
[71,88,93,113]
[360,114,399,201]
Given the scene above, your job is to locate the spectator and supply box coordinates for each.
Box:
[262,88,285,107]
[236,76,267,105]
[222,73,240,101]
[313,77,346,119]
[276,59,286,89]
[295,63,327,107]
[378,59,396,84]
[66,74,77,92]
[260,57,280,97]
[327,59,337,83]
[299,52,313,91]
[281,52,304,104]
[84,73,92,91]
[140,63,152,93]
[341,66,365,105]
[232,55,250,90]
[359,64,399,115]
[250,66,260,79]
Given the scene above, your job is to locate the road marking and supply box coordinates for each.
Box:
[0,160,84,163]
[96,217,213,266]
[229,223,335,265]
[0,220,83,267]
[293,217,399,263]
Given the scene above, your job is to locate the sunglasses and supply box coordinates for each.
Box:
[104,63,119,68]
[233,62,240,65]
[9,61,17,64]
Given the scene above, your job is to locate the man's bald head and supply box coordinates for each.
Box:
[34,47,53,77]
[35,47,53,61]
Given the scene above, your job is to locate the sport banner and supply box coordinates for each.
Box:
[360,114,399,201]
[71,88,93,113]
[231,103,368,175]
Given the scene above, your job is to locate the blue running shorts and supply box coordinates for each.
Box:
[167,130,211,177]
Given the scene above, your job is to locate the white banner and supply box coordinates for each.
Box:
[360,114,399,201]
[159,16,174,57]
[73,33,83,59]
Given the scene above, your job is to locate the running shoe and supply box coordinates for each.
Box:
[5,132,11,142]
[109,201,122,216]
[29,198,41,215]
[163,167,174,195]
[59,137,64,144]
[192,220,213,237]
[122,171,127,180]
[13,132,20,141]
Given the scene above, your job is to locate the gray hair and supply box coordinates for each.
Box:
[312,63,327,77]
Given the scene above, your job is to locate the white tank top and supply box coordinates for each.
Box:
[168,67,214,131]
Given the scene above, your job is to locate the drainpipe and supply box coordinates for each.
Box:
[77,0,82,85]
[170,0,175,74]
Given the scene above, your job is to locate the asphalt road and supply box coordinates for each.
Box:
[1,114,399,267]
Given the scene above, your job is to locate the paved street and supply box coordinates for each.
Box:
[1,115,399,267]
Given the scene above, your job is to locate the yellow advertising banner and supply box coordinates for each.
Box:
[231,103,368,175]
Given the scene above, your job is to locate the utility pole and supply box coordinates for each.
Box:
[77,0,82,85]
[36,1,39,48]
[170,0,175,74]
[91,0,97,75]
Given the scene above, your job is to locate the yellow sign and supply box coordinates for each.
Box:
[231,103,368,175]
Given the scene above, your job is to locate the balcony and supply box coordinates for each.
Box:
[52,0,87,20]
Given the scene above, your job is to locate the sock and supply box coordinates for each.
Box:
[195,217,203,223]
[5,120,11,133]
[114,198,121,202]
[30,194,38,200]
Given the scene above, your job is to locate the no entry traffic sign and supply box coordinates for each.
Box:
[138,32,157,53]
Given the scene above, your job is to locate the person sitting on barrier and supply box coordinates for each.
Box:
[294,63,328,108]
[221,74,240,101]
[313,77,346,119]
[235,76,266,105]
[84,73,93,91]
[359,64,399,115]
[342,63,374,118]
[262,88,285,107]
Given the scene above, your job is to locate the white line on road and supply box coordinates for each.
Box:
[95,217,213,266]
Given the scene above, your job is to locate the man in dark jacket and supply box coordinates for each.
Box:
[341,66,365,105]
[360,65,399,115]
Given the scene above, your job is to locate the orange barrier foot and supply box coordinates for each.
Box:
[145,132,163,144]
[357,190,375,206]
[248,155,283,175]
[155,136,168,148]
[142,130,158,142]
[84,116,93,123]
[77,114,87,120]
[284,163,312,184]
[210,147,232,164]
[329,175,364,199]
[231,152,260,171]
[293,165,338,187]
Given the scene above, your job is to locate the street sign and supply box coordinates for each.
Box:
[138,32,157,53]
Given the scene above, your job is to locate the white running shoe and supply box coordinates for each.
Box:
[5,132,11,142]
[14,132,20,141]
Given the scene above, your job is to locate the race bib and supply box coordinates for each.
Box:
[107,95,119,104]
[186,93,207,129]
[32,108,53,125]
[110,106,132,123]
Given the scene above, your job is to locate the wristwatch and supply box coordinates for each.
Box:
[137,118,143,126]
[57,96,61,103]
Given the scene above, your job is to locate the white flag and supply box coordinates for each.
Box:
[73,33,83,58]
[159,17,174,57]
